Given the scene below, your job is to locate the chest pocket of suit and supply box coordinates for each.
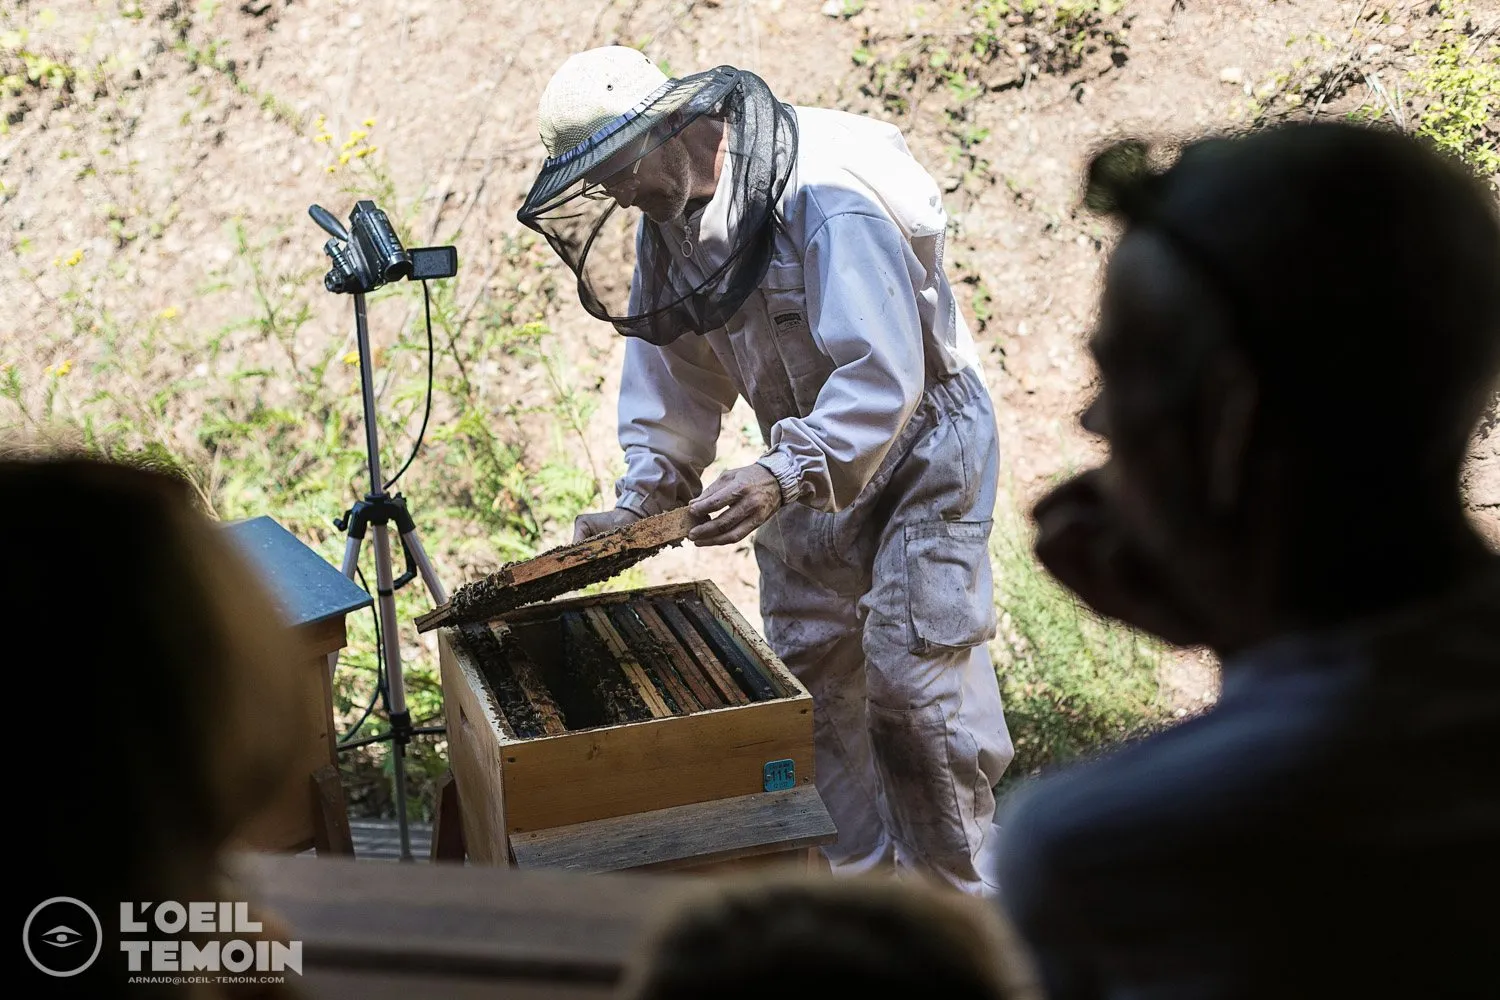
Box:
[762,255,835,416]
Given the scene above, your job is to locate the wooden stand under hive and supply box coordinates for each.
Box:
[430,511,836,874]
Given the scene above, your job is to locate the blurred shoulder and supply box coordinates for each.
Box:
[996,666,1351,877]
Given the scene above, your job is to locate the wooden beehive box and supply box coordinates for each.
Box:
[439,579,827,872]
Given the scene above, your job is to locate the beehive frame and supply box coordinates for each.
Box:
[439,580,816,865]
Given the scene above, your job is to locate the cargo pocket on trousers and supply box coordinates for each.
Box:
[904,519,997,655]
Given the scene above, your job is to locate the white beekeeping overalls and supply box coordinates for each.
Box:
[614,106,1014,895]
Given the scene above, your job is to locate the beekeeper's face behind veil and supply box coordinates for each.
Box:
[518,46,798,346]
[589,113,722,224]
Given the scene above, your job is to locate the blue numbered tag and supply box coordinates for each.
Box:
[763,758,796,792]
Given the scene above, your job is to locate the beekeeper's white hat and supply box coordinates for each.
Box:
[537,46,671,159]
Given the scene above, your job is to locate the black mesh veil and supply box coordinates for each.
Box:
[518,67,798,345]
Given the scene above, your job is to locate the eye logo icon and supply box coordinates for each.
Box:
[23,898,102,976]
[43,925,84,947]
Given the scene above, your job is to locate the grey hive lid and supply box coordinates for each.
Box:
[223,515,372,629]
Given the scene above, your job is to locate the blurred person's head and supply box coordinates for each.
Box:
[4,451,300,989]
[618,875,1039,1000]
[1059,121,1500,653]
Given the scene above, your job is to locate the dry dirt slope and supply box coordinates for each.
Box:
[2,0,1496,725]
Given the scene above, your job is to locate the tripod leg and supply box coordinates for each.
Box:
[340,532,363,579]
[401,528,449,606]
[331,532,366,677]
[372,521,415,863]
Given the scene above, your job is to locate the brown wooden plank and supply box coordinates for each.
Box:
[431,770,466,863]
[697,581,802,698]
[582,606,673,718]
[499,507,700,587]
[235,650,340,854]
[499,581,700,626]
[501,696,814,833]
[416,508,702,632]
[652,598,750,706]
[607,604,702,714]
[311,764,355,857]
[490,623,568,736]
[296,615,349,659]
[699,580,805,698]
[317,642,340,762]
[439,630,510,864]
[676,848,822,876]
[231,852,695,986]
[679,594,787,700]
[675,596,781,701]
[632,601,723,709]
[510,786,837,874]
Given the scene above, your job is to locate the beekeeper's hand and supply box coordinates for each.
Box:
[572,508,641,544]
[688,464,782,546]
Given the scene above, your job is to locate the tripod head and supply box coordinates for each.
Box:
[310,201,457,295]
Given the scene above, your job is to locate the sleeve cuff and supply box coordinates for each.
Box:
[756,450,810,506]
[615,491,658,518]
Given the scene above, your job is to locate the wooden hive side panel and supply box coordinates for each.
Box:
[438,629,511,864]
[501,697,814,834]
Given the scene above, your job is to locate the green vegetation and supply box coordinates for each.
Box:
[4,179,609,816]
[1403,2,1499,177]
[990,498,1167,787]
[0,2,609,816]
[850,1,1130,194]
[1240,3,1497,186]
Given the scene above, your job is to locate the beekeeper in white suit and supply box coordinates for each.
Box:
[518,46,1014,895]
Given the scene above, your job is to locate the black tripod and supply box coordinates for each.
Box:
[310,202,457,861]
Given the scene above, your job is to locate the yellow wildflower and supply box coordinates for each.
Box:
[355,146,376,159]
[342,350,360,366]
[314,133,331,144]
[56,358,71,376]
[63,248,83,266]
[158,306,179,320]
[338,151,351,165]
[362,118,375,127]
[325,164,337,174]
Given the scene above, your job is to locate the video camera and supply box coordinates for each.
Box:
[309,200,457,295]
